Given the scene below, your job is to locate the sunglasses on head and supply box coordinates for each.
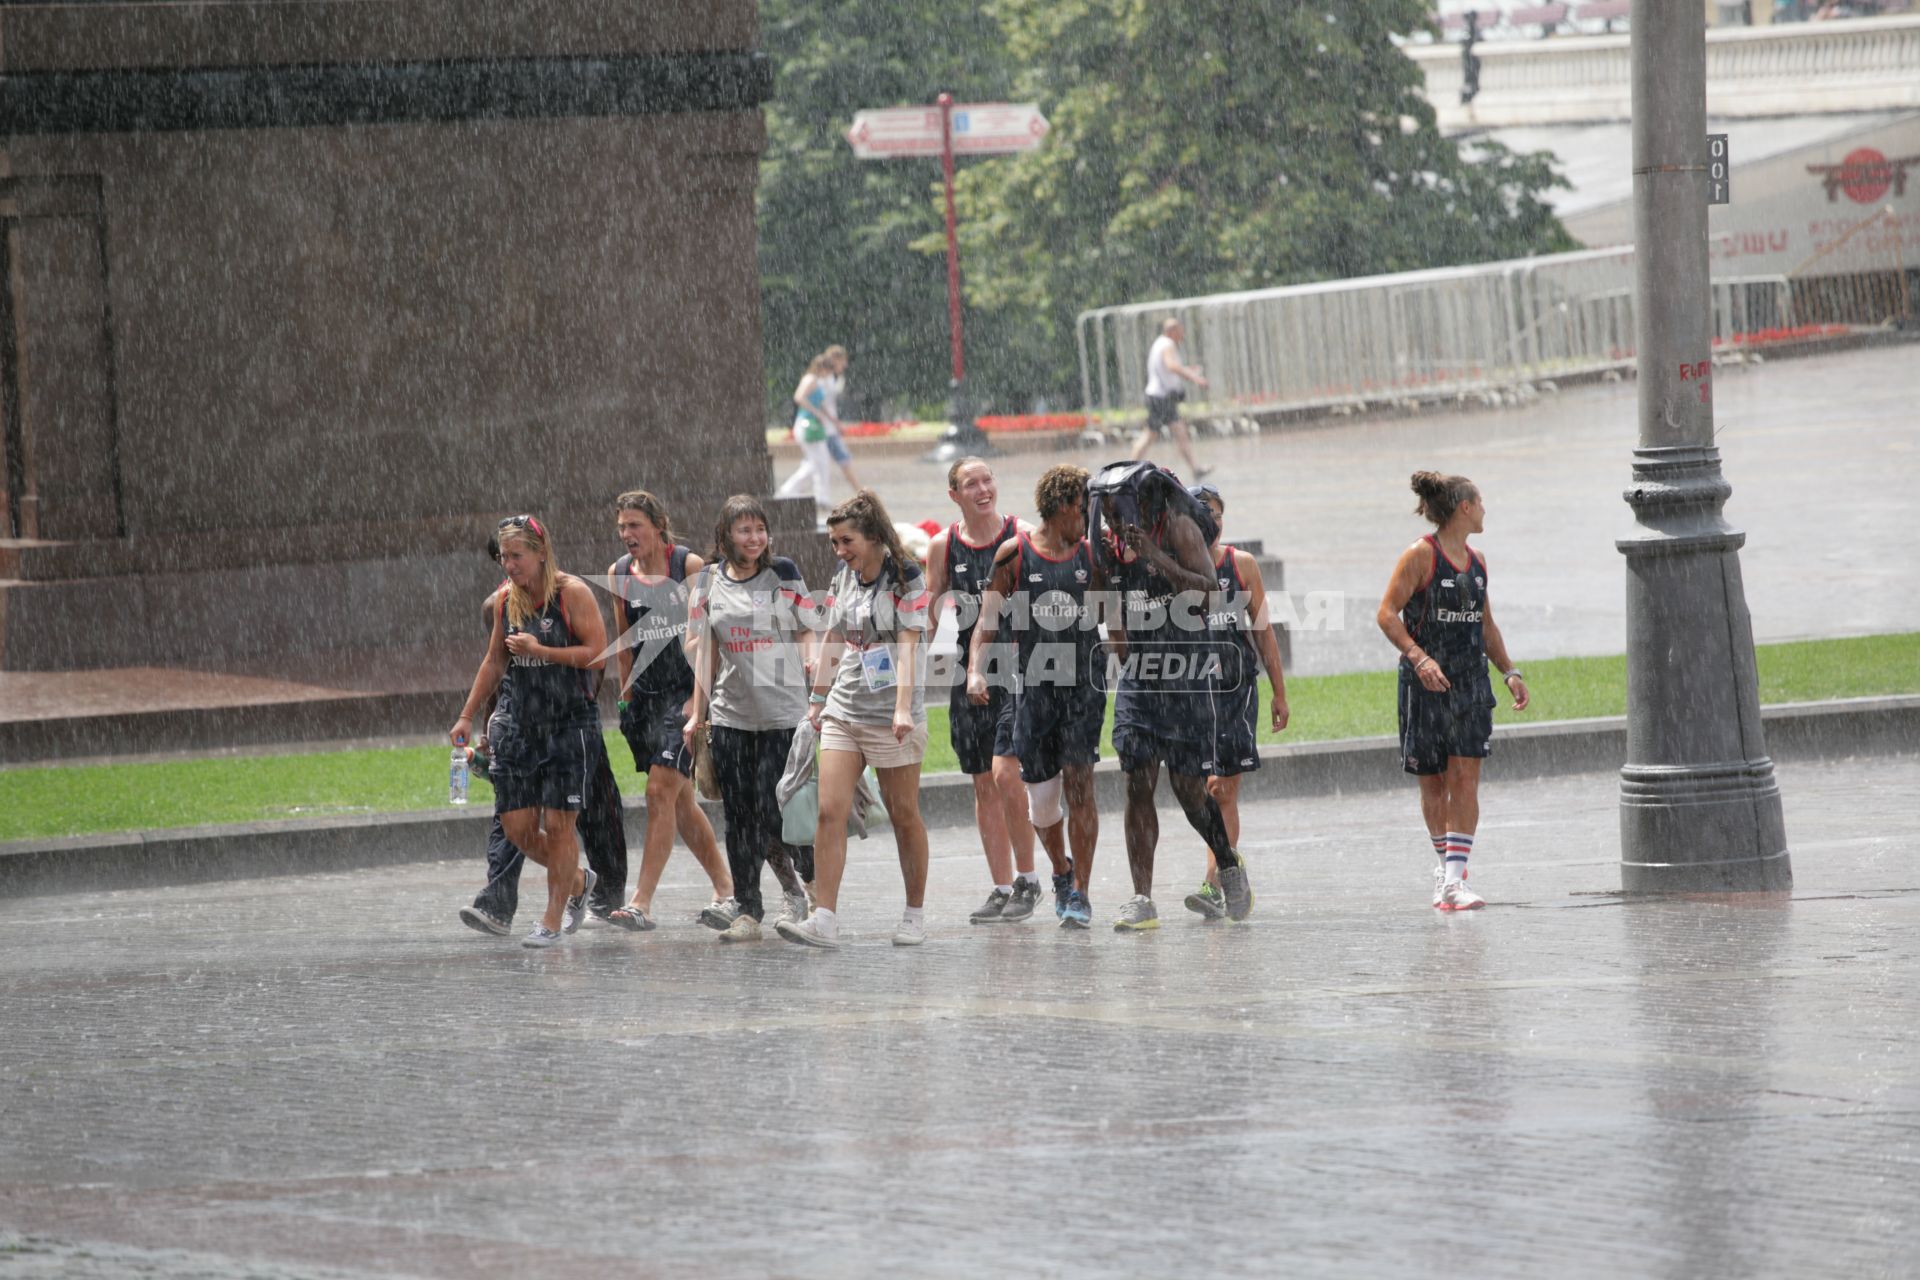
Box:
[497,514,545,538]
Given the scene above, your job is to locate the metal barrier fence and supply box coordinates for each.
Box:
[1076,247,1803,418]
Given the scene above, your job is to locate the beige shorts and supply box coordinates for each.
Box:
[820,715,928,769]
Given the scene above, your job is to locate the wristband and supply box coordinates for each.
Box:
[617,699,629,711]
[809,692,829,705]
[1503,669,1525,682]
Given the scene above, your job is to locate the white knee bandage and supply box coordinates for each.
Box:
[1027,775,1064,827]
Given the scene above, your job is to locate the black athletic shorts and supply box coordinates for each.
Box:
[621,687,694,777]
[1113,682,1217,777]
[949,681,1016,775]
[1144,391,1184,436]
[492,719,596,813]
[1011,686,1105,785]
[1397,665,1495,776]
[1211,683,1261,778]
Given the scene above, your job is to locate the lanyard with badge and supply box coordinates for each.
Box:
[844,567,899,693]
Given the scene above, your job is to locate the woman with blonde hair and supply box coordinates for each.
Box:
[778,489,932,949]
[775,346,861,523]
[451,515,606,948]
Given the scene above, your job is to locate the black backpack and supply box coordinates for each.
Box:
[1086,459,1220,573]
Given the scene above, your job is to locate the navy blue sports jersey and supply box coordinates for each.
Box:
[945,515,1018,658]
[1210,545,1259,691]
[614,545,694,698]
[505,587,598,731]
[1011,533,1101,695]
[1400,535,1488,679]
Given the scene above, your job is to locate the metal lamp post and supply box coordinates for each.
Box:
[1617,0,1790,892]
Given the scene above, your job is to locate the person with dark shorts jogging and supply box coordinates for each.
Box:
[604,491,734,931]
[1130,316,1212,480]
[1103,471,1254,929]
[1376,471,1530,911]
[923,457,1046,924]
[1185,482,1291,921]
[685,496,818,943]
[450,515,604,949]
[967,465,1103,928]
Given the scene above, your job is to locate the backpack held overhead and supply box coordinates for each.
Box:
[1086,459,1220,573]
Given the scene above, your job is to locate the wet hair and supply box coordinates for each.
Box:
[826,489,912,570]
[824,344,848,362]
[484,534,502,563]
[1411,471,1480,528]
[946,456,992,491]
[807,352,835,376]
[1035,464,1090,520]
[496,515,560,630]
[613,489,673,542]
[711,494,774,576]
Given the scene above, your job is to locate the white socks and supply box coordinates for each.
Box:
[811,906,839,937]
[1444,832,1474,883]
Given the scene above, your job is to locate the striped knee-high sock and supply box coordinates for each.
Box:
[1443,832,1473,883]
[1430,834,1447,865]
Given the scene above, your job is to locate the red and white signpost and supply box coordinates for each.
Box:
[846,97,1048,437]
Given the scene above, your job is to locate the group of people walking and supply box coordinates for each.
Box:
[449,455,1528,949]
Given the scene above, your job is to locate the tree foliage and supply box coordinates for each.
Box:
[756,0,1573,416]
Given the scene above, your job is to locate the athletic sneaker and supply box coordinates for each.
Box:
[560,867,595,936]
[459,905,511,936]
[1432,863,1446,908]
[1052,869,1075,920]
[776,914,842,949]
[1002,880,1042,923]
[1219,862,1253,922]
[893,916,928,946]
[1060,889,1092,929]
[1183,882,1226,921]
[720,913,763,943]
[1113,895,1160,931]
[521,925,563,949]
[1438,879,1485,911]
[700,898,742,930]
[776,889,809,929]
[970,887,1012,924]
[562,868,597,934]
[608,905,656,932]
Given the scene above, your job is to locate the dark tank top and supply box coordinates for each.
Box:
[1114,527,1219,695]
[1400,535,1488,679]
[505,585,598,731]
[945,515,1018,656]
[1012,532,1101,698]
[614,545,694,698]
[1210,545,1259,692]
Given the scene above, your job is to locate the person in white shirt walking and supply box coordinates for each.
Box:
[776,345,863,525]
[1130,317,1212,479]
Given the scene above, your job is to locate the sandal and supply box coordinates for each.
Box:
[608,904,657,932]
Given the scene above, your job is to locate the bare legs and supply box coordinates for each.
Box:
[500,807,584,933]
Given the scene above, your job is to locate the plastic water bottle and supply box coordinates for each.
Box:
[449,747,470,805]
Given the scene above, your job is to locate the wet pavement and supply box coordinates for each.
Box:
[857,341,1920,675]
[1,752,1915,1278]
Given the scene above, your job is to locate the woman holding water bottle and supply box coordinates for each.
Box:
[450,515,607,948]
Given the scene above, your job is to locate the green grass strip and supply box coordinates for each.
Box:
[4,632,1915,841]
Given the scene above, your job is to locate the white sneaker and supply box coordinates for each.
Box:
[1432,862,1446,908]
[521,925,564,949]
[777,913,842,949]
[562,867,596,934]
[776,889,808,928]
[1437,879,1485,911]
[719,914,763,944]
[699,898,742,930]
[892,916,927,947]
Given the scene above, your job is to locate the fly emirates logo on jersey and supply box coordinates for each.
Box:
[723,624,775,655]
[1435,607,1483,624]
